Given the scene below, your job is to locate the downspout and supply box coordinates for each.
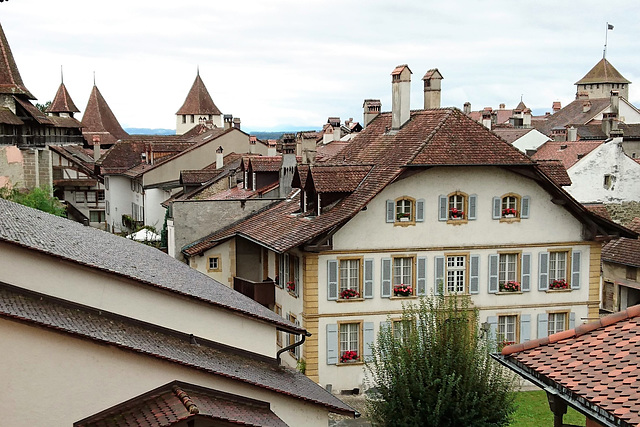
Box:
[277,331,312,365]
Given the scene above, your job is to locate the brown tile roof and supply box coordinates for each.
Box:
[0,285,354,417]
[498,305,640,426]
[250,156,281,172]
[491,127,537,145]
[47,114,83,129]
[531,140,604,169]
[176,73,222,115]
[0,106,23,125]
[0,23,35,99]
[99,140,147,174]
[0,198,303,333]
[391,64,411,76]
[575,58,631,85]
[75,381,289,426]
[583,203,612,221]
[422,68,443,80]
[81,85,128,145]
[309,165,372,193]
[534,160,572,186]
[49,145,97,174]
[47,82,79,113]
[602,218,640,268]
[316,140,350,162]
[533,98,611,136]
[14,97,52,125]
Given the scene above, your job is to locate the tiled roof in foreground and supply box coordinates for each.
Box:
[497,305,640,427]
[0,199,302,334]
[0,285,354,417]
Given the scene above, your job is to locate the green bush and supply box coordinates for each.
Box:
[0,186,66,217]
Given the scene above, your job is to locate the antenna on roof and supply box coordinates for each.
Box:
[603,22,614,59]
[60,65,63,84]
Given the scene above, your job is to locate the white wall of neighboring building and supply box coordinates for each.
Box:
[511,129,551,153]
[105,175,144,233]
[566,138,640,203]
[176,113,223,135]
[144,187,170,230]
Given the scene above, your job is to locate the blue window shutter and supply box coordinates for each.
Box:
[381,258,392,298]
[539,252,549,291]
[468,194,478,220]
[438,195,447,221]
[469,255,480,294]
[416,199,425,222]
[283,253,290,286]
[492,197,501,220]
[488,254,499,293]
[521,196,531,219]
[294,319,301,359]
[417,257,427,296]
[326,324,338,365]
[537,313,548,339]
[487,316,498,339]
[386,200,394,223]
[521,253,531,292]
[520,314,531,343]
[364,258,374,299]
[434,256,445,295]
[571,251,581,289]
[278,255,285,289]
[294,256,300,297]
[327,260,338,300]
[569,312,576,329]
[363,322,375,362]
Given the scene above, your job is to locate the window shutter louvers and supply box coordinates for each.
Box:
[470,255,480,294]
[363,322,375,362]
[488,254,499,293]
[327,260,338,300]
[434,256,445,295]
[569,312,576,329]
[520,314,531,343]
[386,200,394,223]
[417,257,427,296]
[487,316,498,339]
[521,196,531,218]
[539,252,549,291]
[283,253,290,286]
[364,258,374,299]
[416,199,425,222]
[438,195,447,221]
[326,324,338,365]
[537,313,549,339]
[468,194,478,220]
[278,255,285,289]
[381,258,392,298]
[294,256,300,297]
[492,197,501,219]
[521,253,531,292]
[571,251,581,289]
[294,319,301,359]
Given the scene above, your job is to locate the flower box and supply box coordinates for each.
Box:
[397,213,411,221]
[393,284,413,297]
[499,281,521,292]
[340,288,360,299]
[340,350,358,363]
[501,208,518,218]
[449,208,464,219]
[549,279,569,290]
[286,281,296,292]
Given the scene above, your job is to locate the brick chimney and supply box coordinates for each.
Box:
[363,99,381,127]
[391,65,412,129]
[552,101,561,113]
[216,146,224,169]
[422,68,443,109]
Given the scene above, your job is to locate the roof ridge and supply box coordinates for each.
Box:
[405,108,454,164]
[172,385,200,414]
[502,304,640,356]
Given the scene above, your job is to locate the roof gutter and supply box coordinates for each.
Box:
[276,330,311,365]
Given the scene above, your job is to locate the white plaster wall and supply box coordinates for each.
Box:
[511,130,550,153]
[0,319,330,427]
[176,114,223,135]
[194,240,234,287]
[106,175,142,233]
[144,187,170,230]
[566,139,640,203]
[0,242,276,357]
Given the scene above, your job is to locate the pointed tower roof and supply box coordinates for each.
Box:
[46,82,80,114]
[81,85,128,145]
[176,72,222,115]
[0,22,35,99]
[575,58,631,85]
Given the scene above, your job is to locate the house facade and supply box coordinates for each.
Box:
[601,218,640,312]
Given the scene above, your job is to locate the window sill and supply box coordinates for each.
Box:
[394,220,415,227]
[497,291,523,295]
[446,218,468,225]
[499,217,521,223]
[288,290,299,298]
[206,269,222,273]
[546,288,572,293]
[336,297,364,303]
[390,295,418,300]
[337,361,364,366]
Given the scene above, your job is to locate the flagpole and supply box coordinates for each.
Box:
[604,22,608,59]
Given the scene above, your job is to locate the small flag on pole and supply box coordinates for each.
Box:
[608,23,614,30]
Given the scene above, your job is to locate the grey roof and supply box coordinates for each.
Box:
[0,198,303,334]
[0,284,355,416]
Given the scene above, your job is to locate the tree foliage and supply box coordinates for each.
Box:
[366,296,517,427]
[35,100,52,113]
[0,186,66,217]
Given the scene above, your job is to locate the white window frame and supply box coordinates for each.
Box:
[498,314,518,344]
[446,255,466,293]
[548,312,567,335]
[549,251,568,282]
[499,253,519,285]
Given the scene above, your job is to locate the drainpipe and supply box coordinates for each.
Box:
[276,331,312,365]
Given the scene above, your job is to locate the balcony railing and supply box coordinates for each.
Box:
[233,277,275,308]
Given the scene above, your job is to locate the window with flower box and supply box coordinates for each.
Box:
[328,258,373,300]
[393,256,414,296]
[326,322,374,365]
[488,252,531,293]
[538,250,580,291]
[549,251,568,286]
[279,253,300,296]
[339,322,360,363]
[438,192,477,223]
[497,314,518,347]
[492,194,530,220]
[339,258,362,300]
[385,197,424,225]
[381,256,426,297]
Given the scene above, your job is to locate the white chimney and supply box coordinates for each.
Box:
[567,126,577,141]
[249,136,256,154]
[216,146,224,169]
[267,141,277,156]
[422,68,443,109]
[92,135,101,162]
[391,64,412,129]
[463,102,471,115]
[481,108,492,130]
[363,99,381,128]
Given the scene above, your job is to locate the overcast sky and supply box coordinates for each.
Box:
[2,1,639,132]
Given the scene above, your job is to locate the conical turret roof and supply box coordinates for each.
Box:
[47,82,80,114]
[0,22,35,99]
[575,58,631,85]
[176,72,222,115]
[81,85,128,145]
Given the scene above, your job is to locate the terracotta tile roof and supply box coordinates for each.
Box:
[47,82,80,113]
[531,140,604,169]
[602,218,640,268]
[176,73,222,115]
[308,165,372,193]
[250,156,281,172]
[99,140,147,174]
[575,58,631,85]
[498,305,640,426]
[491,127,536,144]
[14,97,52,125]
[0,199,303,333]
[81,85,129,145]
[0,106,23,125]
[533,98,611,136]
[534,160,572,186]
[316,140,350,162]
[0,285,354,418]
[76,381,289,426]
[583,203,612,221]
[422,68,443,80]
[0,23,35,99]
[391,64,412,75]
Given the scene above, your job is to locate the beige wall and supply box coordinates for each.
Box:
[0,319,330,427]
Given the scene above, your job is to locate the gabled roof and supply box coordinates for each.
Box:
[308,165,372,193]
[422,68,443,80]
[249,156,281,173]
[49,145,98,175]
[491,127,536,145]
[533,98,611,136]
[531,140,604,169]
[534,160,572,186]
[0,199,303,334]
[14,97,52,125]
[602,218,640,268]
[496,305,640,427]
[47,82,80,114]
[0,106,23,125]
[0,23,34,99]
[176,73,222,115]
[575,58,631,85]
[81,85,129,145]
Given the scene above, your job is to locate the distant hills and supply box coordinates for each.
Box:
[125,128,319,141]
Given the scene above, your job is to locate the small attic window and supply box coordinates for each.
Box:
[560,144,568,150]
[393,74,400,81]
[604,174,615,190]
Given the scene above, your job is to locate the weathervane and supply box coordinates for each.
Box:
[603,22,614,59]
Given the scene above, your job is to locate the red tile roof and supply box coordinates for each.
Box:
[499,305,640,426]
[81,85,129,145]
[531,140,604,169]
[583,203,612,221]
[308,165,372,193]
[602,218,640,268]
[176,73,222,115]
[250,156,282,172]
[0,23,35,99]
[47,82,79,113]
[534,160,572,186]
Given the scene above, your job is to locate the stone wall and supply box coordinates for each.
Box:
[605,202,640,225]
[21,149,37,189]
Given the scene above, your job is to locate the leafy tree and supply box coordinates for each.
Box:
[0,186,66,217]
[35,101,52,113]
[366,296,517,427]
